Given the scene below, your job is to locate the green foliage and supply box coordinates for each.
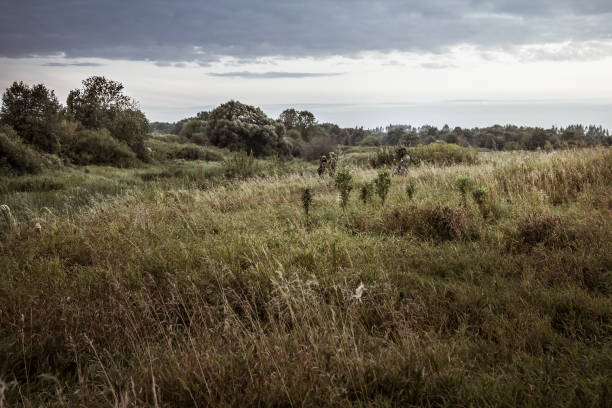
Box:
[223,150,260,179]
[180,119,208,144]
[106,109,150,160]
[471,186,488,205]
[455,176,473,206]
[0,126,44,174]
[67,76,134,129]
[207,100,289,157]
[68,128,137,166]
[405,180,416,200]
[67,76,150,161]
[374,170,392,204]
[359,182,374,204]
[334,167,353,210]
[279,108,316,136]
[301,186,313,218]
[370,143,479,168]
[0,81,62,153]
[145,138,224,162]
[471,186,489,218]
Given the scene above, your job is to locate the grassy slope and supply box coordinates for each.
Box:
[1,148,611,407]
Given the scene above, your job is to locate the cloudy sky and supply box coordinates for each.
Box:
[1,0,611,128]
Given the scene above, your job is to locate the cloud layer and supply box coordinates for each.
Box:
[1,1,611,63]
[208,71,342,79]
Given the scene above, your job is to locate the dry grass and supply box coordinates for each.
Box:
[0,148,611,406]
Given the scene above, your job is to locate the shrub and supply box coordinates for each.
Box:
[471,187,489,218]
[374,170,392,204]
[301,187,313,219]
[510,213,569,251]
[68,128,137,166]
[334,168,353,211]
[369,143,478,168]
[0,81,62,153]
[455,177,473,207]
[224,150,261,179]
[405,180,416,200]
[0,126,44,174]
[359,182,374,204]
[300,136,337,161]
[359,202,478,241]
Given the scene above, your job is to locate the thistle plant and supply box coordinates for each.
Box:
[301,186,313,219]
[405,180,416,200]
[359,182,373,204]
[455,176,473,207]
[334,168,353,211]
[374,170,391,205]
[471,186,488,218]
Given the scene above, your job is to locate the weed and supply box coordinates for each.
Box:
[301,186,313,219]
[471,186,488,217]
[359,182,374,204]
[455,176,473,207]
[405,180,416,200]
[374,170,392,204]
[334,167,353,211]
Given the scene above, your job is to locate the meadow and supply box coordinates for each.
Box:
[1,143,611,407]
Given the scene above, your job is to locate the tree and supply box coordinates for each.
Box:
[67,76,135,129]
[207,100,289,156]
[0,81,62,153]
[67,76,149,160]
[279,108,316,139]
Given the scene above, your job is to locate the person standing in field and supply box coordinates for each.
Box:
[327,152,337,176]
[393,147,411,176]
[318,154,328,177]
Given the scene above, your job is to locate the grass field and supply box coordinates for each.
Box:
[1,146,611,407]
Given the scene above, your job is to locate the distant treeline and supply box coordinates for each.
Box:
[2,76,610,175]
[155,114,611,154]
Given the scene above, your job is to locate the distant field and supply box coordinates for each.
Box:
[1,147,611,406]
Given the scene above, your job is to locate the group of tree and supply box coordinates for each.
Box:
[4,76,610,175]
[375,123,611,151]
[1,76,150,173]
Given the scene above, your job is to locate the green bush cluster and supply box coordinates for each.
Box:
[369,142,478,168]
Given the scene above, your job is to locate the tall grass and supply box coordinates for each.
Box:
[0,148,611,406]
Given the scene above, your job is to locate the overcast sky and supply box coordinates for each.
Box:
[1,0,611,128]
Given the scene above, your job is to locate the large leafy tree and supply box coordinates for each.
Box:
[67,76,149,159]
[208,101,289,156]
[279,108,316,139]
[0,81,62,153]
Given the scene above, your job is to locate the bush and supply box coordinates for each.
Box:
[370,143,478,168]
[0,126,44,174]
[300,136,337,161]
[334,168,353,210]
[357,202,478,241]
[360,182,374,204]
[224,150,261,179]
[68,128,137,166]
[510,213,570,251]
[374,170,391,204]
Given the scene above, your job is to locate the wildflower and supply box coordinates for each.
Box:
[353,282,365,302]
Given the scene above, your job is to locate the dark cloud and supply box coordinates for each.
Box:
[1,1,610,63]
[41,62,104,67]
[208,71,342,79]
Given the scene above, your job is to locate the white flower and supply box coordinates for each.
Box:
[353,282,365,302]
